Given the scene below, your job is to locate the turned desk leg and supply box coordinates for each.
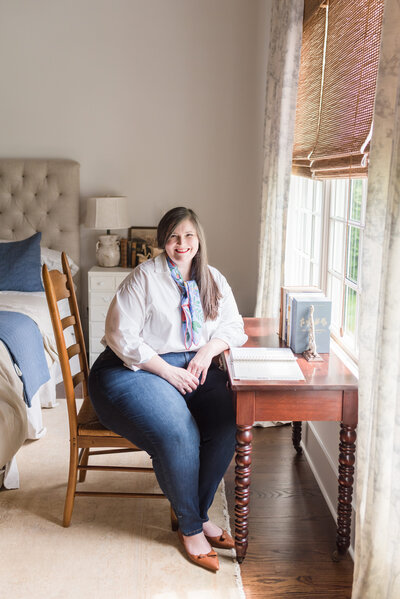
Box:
[235,425,253,563]
[333,423,357,561]
[292,421,303,454]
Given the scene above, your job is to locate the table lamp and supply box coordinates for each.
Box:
[85,196,130,267]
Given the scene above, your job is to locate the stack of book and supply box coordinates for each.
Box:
[279,286,332,354]
[120,238,128,267]
[118,239,140,268]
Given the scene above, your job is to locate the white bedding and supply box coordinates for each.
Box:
[0,292,67,489]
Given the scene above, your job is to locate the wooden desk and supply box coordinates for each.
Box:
[225,318,358,563]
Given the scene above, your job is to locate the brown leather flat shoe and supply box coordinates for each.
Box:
[204,529,235,550]
[178,530,219,572]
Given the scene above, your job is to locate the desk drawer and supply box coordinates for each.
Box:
[90,305,110,322]
[90,321,106,339]
[90,335,104,353]
[89,276,116,292]
[90,292,114,307]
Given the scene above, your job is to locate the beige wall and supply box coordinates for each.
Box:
[0,0,271,318]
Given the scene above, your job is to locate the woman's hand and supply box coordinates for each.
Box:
[187,346,214,385]
[134,339,228,392]
[135,354,199,395]
[163,365,199,395]
[187,338,229,384]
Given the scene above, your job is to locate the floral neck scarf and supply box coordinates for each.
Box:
[166,256,204,349]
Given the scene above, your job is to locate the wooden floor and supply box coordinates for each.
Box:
[224,425,354,599]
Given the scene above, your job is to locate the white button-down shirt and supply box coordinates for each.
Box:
[104,253,248,370]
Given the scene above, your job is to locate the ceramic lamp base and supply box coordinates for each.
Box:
[96,234,120,267]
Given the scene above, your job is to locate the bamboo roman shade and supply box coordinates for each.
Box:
[292,0,384,179]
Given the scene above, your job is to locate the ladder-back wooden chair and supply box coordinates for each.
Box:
[42,252,168,527]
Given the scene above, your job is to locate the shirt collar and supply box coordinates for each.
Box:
[154,252,168,273]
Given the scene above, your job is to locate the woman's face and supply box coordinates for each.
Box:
[165,218,199,273]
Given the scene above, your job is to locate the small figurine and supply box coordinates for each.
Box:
[303,304,323,361]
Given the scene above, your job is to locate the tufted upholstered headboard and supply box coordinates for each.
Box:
[0,159,80,266]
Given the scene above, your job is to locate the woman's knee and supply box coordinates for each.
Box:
[154,413,200,454]
[89,368,200,450]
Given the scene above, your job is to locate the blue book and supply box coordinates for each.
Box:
[289,294,332,354]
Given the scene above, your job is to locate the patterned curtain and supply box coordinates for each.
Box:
[352,1,400,597]
[255,0,304,318]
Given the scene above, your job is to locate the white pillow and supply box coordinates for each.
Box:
[40,247,79,276]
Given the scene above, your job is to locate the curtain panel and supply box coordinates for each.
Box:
[255,0,303,319]
[352,0,400,596]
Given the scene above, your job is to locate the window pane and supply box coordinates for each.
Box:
[314,180,323,212]
[350,179,363,222]
[311,261,320,286]
[344,286,357,336]
[347,226,360,283]
[304,212,312,255]
[312,214,321,262]
[331,179,347,218]
[305,180,313,210]
[294,208,301,251]
[329,221,345,274]
[299,257,306,283]
[327,274,343,330]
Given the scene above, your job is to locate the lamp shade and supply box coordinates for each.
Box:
[85,196,130,230]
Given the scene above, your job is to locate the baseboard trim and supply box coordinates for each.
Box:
[307,422,338,474]
[301,427,355,560]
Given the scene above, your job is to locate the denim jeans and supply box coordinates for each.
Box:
[88,347,236,536]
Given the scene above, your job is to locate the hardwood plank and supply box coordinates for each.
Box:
[225,425,353,598]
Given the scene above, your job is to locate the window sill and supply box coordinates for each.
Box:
[330,338,359,379]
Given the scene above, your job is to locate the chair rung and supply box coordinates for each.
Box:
[82,448,138,456]
[75,491,165,498]
[77,465,154,473]
[72,371,85,387]
[61,315,76,329]
[67,343,81,359]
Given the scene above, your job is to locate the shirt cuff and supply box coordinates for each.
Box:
[210,329,248,348]
[122,343,157,371]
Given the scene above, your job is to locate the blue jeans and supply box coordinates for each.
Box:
[88,347,236,536]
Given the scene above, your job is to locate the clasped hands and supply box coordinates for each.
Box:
[166,346,213,395]
[143,338,228,396]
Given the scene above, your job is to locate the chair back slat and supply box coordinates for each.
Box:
[62,315,76,329]
[67,343,81,359]
[48,270,70,301]
[72,371,86,388]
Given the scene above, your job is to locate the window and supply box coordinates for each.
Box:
[285,176,367,360]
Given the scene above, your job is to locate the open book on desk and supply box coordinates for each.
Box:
[229,347,305,381]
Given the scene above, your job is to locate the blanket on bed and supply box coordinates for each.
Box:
[0,312,50,407]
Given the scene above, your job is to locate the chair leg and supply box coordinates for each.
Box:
[170,506,178,531]
[63,442,79,527]
[78,448,90,482]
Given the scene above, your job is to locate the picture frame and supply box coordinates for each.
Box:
[129,226,157,246]
[128,226,162,265]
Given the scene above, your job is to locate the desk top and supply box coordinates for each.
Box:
[225,318,358,392]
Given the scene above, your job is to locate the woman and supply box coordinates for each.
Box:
[89,207,247,572]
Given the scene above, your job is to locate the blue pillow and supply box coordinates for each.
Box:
[0,232,44,292]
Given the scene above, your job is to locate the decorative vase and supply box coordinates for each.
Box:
[96,234,120,267]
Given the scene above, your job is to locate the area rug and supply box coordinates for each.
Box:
[0,402,245,599]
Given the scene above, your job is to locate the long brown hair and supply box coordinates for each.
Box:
[157,207,222,320]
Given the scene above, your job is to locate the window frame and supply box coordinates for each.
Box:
[285,175,367,362]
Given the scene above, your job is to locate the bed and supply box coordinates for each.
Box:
[0,159,80,488]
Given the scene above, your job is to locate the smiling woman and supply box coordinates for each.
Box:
[88,206,248,572]
[164,220,199,280]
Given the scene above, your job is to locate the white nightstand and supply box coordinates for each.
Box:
[88,266,132,366]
